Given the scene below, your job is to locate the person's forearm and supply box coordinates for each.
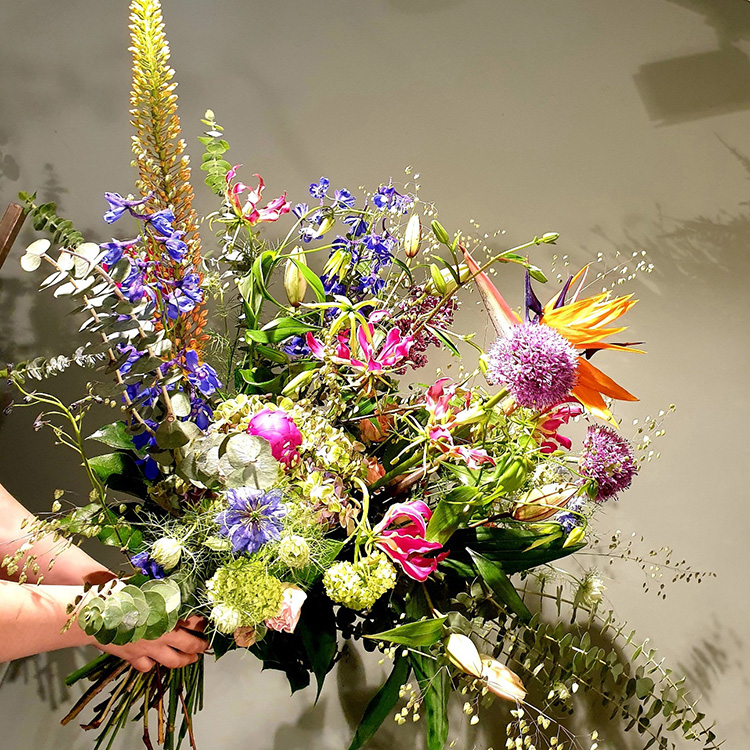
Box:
[0,580,96,662]
[0,481,113,586]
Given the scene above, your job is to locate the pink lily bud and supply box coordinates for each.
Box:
[479,655,526,702]
[247,408,303,467]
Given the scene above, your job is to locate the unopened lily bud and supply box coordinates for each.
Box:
[445,633,483,679]
[284,247,308,307]
[540,232,560,245]
[151,537,183,570]
[315,214,336,238]
[479,655,526,702]
[431,220,451,246]
[425,263,471,295]
[403,214,422,259]
[511,483,578,522]
[429,264,447,295]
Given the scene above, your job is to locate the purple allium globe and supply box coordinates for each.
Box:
[486,323,578,411]
[215,487,287,554]
[579,424,638,502]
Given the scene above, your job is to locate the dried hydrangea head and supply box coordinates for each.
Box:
[579,424,638,502]
[486,323,578,411]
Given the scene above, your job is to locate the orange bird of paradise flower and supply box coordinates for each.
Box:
[462,247,641,425]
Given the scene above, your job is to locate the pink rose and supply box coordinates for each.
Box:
[247,408,303,467]
[265,585,307,634]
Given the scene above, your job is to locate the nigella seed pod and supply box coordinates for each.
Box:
[283,247,308,308]
[403,214,422,259]
[151,537,183,570]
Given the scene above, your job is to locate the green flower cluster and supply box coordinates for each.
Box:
[323,551,396,610]
[206,558,283,632]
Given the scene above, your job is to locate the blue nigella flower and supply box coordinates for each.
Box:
[309,177,330,200]
[215,487,287,554]
[131,551,166,579]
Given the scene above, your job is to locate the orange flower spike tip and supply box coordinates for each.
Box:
[461,245,520,338]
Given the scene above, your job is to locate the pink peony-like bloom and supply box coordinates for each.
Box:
[247,408,303,468]
[225,166,291,226]
[265,584,307,634]
[306,311,414,374]
[374,500,447,582]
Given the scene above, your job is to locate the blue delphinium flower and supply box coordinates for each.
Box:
[184,349,222,397]
[164,271,204,319]
[131,551,166,579]
[147,209,176,237]
[120,259,157,303]
[357,274,386,295]
[334,188,355,208]
[309,177,330,200]
[131,419,160,480]
[100,237,139,266]
[362,233,395,271]
[320,273,346,297]
[103,192,150,223]
[372,181,413,214]
[162,231,188,262]
[215,488,287,554]
[282,335,312,358]
[342,213,368,237]
[190,397,213,431]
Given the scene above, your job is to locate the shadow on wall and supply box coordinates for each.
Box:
[634,0,750,125]
[590,139,750,281]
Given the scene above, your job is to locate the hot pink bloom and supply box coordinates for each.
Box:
[247,408,303,467]
[306,312,414,374]
[535,401,584,453]
[374,500,447,581]
[265,585,307,634]
[424,378,495,469]
[225,166,291,226]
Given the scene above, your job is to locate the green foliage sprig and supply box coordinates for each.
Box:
[198,110,231,195]
[18,191,85,248]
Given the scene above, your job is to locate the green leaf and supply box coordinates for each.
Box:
[89,452,147,499]
[245,317,318,344]
[468,549,532,623]
[411,651,450,750]
[426,486,482,545]
[297,589,337,701]
[425,324,461,358]
[290,257,326,303]
[365,616,448,647]
[87,422,135,451]
[636,677,655,699]
[347,656,411,750]
[155,420,190,450]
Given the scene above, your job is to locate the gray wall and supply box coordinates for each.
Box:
[0,1,748,748]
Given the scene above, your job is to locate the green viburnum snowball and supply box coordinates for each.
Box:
[206,559,283,626]
[323,551,396,611]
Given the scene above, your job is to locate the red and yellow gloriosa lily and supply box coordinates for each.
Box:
[463,248,641,425]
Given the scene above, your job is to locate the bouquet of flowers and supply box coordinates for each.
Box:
[3,2,720,750]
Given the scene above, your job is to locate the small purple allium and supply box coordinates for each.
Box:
[215,488,287,554]
[486,323,578,411]
[579,424,638,502]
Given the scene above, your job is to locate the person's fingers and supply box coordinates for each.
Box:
[178,615,206,633]
[162,628,208,654]
[130,656,155,673]
[152,646,198,669]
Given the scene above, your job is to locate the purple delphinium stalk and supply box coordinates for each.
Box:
[131,551,165,579]
[579,424,638,502]
[184,349,222,397]
[215,488,287,554]
[486,322,578,411]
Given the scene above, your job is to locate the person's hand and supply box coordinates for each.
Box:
[95,615,208,672]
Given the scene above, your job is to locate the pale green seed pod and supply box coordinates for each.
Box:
[151,537,183,570]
